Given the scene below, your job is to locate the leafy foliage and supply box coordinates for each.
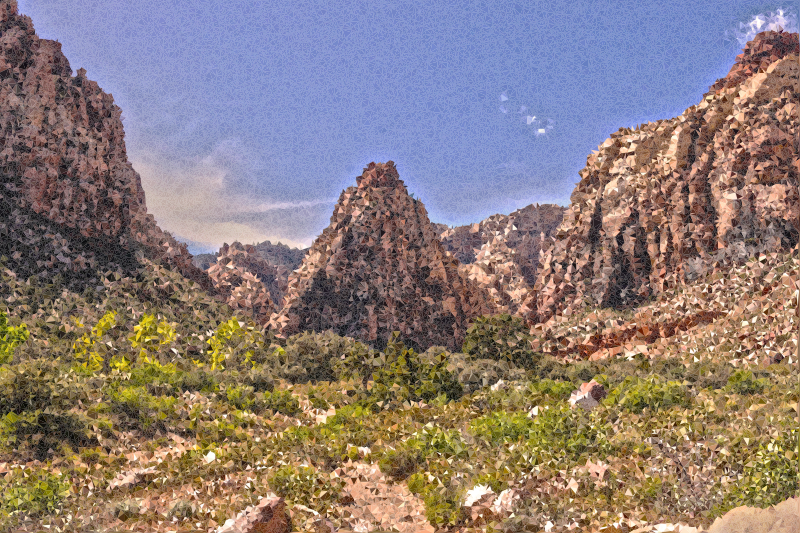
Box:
[0,312,29,364]
[462,314,539,370]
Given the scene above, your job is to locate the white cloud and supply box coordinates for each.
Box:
[129,138,332,250]
[727,8,798,45]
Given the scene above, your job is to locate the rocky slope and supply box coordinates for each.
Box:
[206,242,278,326]
[269,161,494,351]
[531,30,799,323]
[196,240,308,312]
[0,0,212,293]
[436,204,565,317]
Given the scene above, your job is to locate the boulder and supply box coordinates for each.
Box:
[568,380,607,410]
[215,495,291,533]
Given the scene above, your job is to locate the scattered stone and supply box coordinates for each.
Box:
[215,495,291,533]
[568,380,607,410]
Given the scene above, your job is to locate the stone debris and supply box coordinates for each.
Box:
[330,460,434,533]
[215,495,291,533]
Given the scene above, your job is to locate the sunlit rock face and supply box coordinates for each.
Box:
[0,0,212,291]
[206,242,277,326]
[270,161,494,351]
[438,203,565,317]
[532,30,800,323]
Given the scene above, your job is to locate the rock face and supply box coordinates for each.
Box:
[199,239,307,308]
[269,161,494,351]
[439,203,565,280]
[454,205,564,314]
[0,0,212,292]
[532,30,800,323]
[705,496,799,533]
[206,242,277,325]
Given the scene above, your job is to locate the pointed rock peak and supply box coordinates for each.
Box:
[270,163,494,351]
[709,30,799,94]
[356,161,404,190]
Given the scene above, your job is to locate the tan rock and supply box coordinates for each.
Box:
[707,497,800,533]
[270,161,494,351]
[215,495,291,533]
[532,31,799,324]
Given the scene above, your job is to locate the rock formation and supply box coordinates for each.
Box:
[269,161,494,351]
[0,0,212,292]
[192,241,308,302]
[532,30,800,323]
[206,242,280,325]
[433,203,565,318]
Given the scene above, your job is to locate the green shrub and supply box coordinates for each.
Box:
[268,330,372,385]
[378,443,426,480]
[128,313,177,368]
[267,464,342,513]
[462,314,539,370]
[71,310,117,374]
[261,389,302,417]
[0,312,30,365]
[712,428,799,517]
[725,370,768,395]
[223,383,256,411]
[0,359,86,415]
[107,384,176,437]
[604,376,692,414]
[195,317,270,371]
[369,332,463,407]
[2,410,99,461]
[443,350,527,395]
[0,467,71,519]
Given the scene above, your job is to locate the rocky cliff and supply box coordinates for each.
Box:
[269,161,494,351]
[0,0,212,292]
[532,30,799,323]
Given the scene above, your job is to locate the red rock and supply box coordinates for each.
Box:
[0,0,213,292]
[215,496,291,533]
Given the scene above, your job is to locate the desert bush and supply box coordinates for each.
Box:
[462,314,539,370]
[71,310,117,374]
[128,313,177,366]
[222,383,256,411]
[0,359,86,415]
[267,464,342,513]
[194,317,271,371]
[724,369,769,395]
[0,467,71,519]
[445,351,527,395]
[0,312,29,365]
[269,330,365,384]
[604,376,692,414]
[369,332,463,407]
[1,410,99,461]
[260,389,302,417]
[107,384,177,437]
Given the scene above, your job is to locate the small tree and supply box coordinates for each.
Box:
[72,311,117,373]
[128,314,177,368]
[0,312,29,364]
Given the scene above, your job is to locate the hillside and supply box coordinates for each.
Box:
[0,2,797,533]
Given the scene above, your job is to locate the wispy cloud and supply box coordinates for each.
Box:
[129,138,333,250]
[726,8,798,45]
[498,91,555,136]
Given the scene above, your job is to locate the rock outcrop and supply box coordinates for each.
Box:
[435,204,564,317]
[269,161,494,351]
[0,0,212,292]
[200,239,307,306]
[206,242,277,325]
[532,30,800,323]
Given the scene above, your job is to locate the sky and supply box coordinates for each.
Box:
[15,0,799,254]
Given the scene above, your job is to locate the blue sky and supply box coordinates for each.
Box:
[16,0,798,253]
